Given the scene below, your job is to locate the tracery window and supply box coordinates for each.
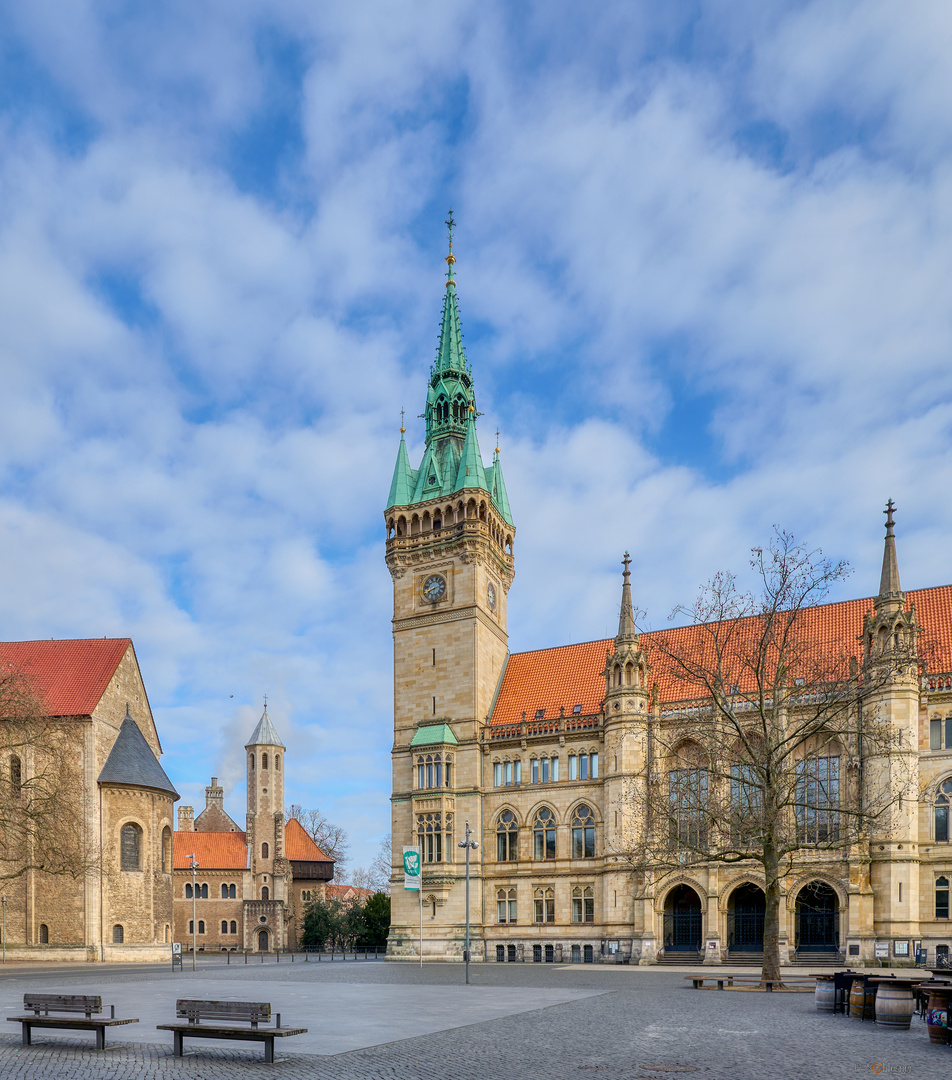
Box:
[935,779,952,843]
[796,756,840,844]
[497,810,518,861]
[937,876,950,919]
[417,754,444,789]
[497,887,517,923]
[120,822,142,871]
[572,885,594,923]
[571,805,596,859]
[418,811,451,862]
[533,807,556,860]
[668,767,709,849]
[533,886,555,923]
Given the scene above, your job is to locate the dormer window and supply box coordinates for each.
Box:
[535,709,545,720]
[572,704,582,715]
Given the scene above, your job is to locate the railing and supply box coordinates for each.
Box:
[485,715,601,741]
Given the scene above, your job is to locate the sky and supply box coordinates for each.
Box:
[1,1,951,873]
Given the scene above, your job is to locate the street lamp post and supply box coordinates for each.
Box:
[189,855,199,972]
[1,896,7,964]
[457,821,478,985]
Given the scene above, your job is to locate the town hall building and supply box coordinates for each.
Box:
[384,228,952,966]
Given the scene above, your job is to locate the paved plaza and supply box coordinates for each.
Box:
[0,957,946,1080]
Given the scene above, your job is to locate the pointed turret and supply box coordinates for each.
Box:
[604,552,650,716]
[616,551,638,645]
[864,500,918,666]
[877,498,903,611]
[246,704,285,749]
[488,442,514,526]
[386,422,417,510]
[454,407,489,493]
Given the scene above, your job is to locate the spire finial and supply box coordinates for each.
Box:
[400,408,406,435]
[622,551,631,583]
[615,551,637,645]
[445,208,456,285]
[263,693,268,710]
[884,498,896,536]
[495,429,500,455]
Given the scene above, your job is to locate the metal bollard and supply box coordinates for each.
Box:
[245,951,248,964]
[227,952,230,965]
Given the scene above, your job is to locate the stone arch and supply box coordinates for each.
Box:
[718,871,767,912]
[528,800,560,824]
[396,515,407,538]
[566,797,601,824]
[784,872,848,913]
[653,874,709,914]
[494,804,523,826]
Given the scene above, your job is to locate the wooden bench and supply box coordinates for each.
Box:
[7,993,137,1050]
[157,999,307,1063]
[685,974,815,992]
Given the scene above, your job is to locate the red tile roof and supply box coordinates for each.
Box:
[173,831,248,870]
[0,639,131,716]
[489,585,952,725]
[286,818,332,862]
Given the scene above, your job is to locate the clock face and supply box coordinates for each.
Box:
[422,574,447,602]
[487,582,497,611]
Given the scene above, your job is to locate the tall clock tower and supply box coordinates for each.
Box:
[384,217,515,959]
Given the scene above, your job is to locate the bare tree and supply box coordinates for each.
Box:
[349,833,392,894]
[0,669,99,883]
[286,804,349,882]
[619,530,916,986]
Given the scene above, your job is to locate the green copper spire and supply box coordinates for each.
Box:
[487,437,514,526]
[386,416,417,510]
[454,407,489,493]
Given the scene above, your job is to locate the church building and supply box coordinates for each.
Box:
[384,229,952,966]
[172,707,334,952]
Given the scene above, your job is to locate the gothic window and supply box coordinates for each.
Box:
[730,764,762,843]
[113,924,124,943]
[230,920,237,934]
[418,812,444,862]
[937,877,950,919]
[38,924,48,944]
[572,886,595,923]
[162,827,172,873]
[262,842,269,859]
[497,887,517,923]
[185,884,193,899]
[120,823,142,871]
[10,755,21,796]
[533,808,556,860]
[221,921,228,934]
[262,886,270,900]
[796,756,840,844]
[668,766,709,850]
[497,811,518,861]
[417,754,444,789]
[262,753,268,769]
[533,887,555,923]
[571,805,596,859]
[935,779,952,843]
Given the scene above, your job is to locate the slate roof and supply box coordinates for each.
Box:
[0,638,131,716]
[173,830,249,870]
[98,711,179,798]
[489,585,952,725]
[286,818,332,862]
[246,707,285,748]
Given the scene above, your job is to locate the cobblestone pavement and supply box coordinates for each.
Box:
[0,959,946,1080]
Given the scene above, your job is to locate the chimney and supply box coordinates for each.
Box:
[205,776,224,812]
[177,805,194,831]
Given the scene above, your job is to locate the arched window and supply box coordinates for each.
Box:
[668,749,709,850]
[113,924,124,943]
[497,811,518,861]
[229,884,236,899]
[275,755,281,771]
[10,756,22,796]
[572,805,596,859]
[572,885,595,923]
[162,827,172,873]
[796,755,840,844]
[230,921,237,934]
[221,920,228,934]
[38,924,49,944]
[262,753,268,769]
[935,779,952,843]
[198,920,205,935]
[165,925,171,943]
[120,823,142,871]
[497,887,517,923]
[533,808,556,860]
[200,883,208,899]
[250,753,255,770]
[445,755,453,788]
[262,842,269,859]
[533,886,555,923]
[418,812,444,862]
[222,883,229,899]
[185,883,193,899]
[261,886,270,901]
[936,878,949,920]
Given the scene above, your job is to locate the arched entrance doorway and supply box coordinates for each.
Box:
[727,883,765,955]
[663,884,702,955]
[795,882,839,954]
[257,929,270,952]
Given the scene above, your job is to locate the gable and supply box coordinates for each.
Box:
[0,638,131,716]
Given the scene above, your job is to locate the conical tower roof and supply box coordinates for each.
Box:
[386,425,417,510]
[98,706,179,798]
[455,408,489,493]
[245,705,285,749]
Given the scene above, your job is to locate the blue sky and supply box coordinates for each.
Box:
[1,1,951,873]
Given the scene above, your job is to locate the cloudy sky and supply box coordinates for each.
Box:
[1,1,951,871]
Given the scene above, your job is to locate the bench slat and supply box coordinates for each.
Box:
[175,999,271,1024]
[23,993,103,1015]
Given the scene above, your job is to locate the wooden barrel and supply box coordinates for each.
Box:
[815,976,836,1012]
[925,987,952,1045]
[874,984,913,1029]
[849,978,875,1020]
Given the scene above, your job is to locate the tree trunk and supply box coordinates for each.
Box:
[761,843,783,986]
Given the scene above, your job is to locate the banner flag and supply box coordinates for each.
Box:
[403,846,421,890]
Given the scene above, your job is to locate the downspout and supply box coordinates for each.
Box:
[99,785,104,962]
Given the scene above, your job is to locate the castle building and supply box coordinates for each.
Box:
[385,234,952,966]
[0,638,178,961]
[172,708,334,952]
